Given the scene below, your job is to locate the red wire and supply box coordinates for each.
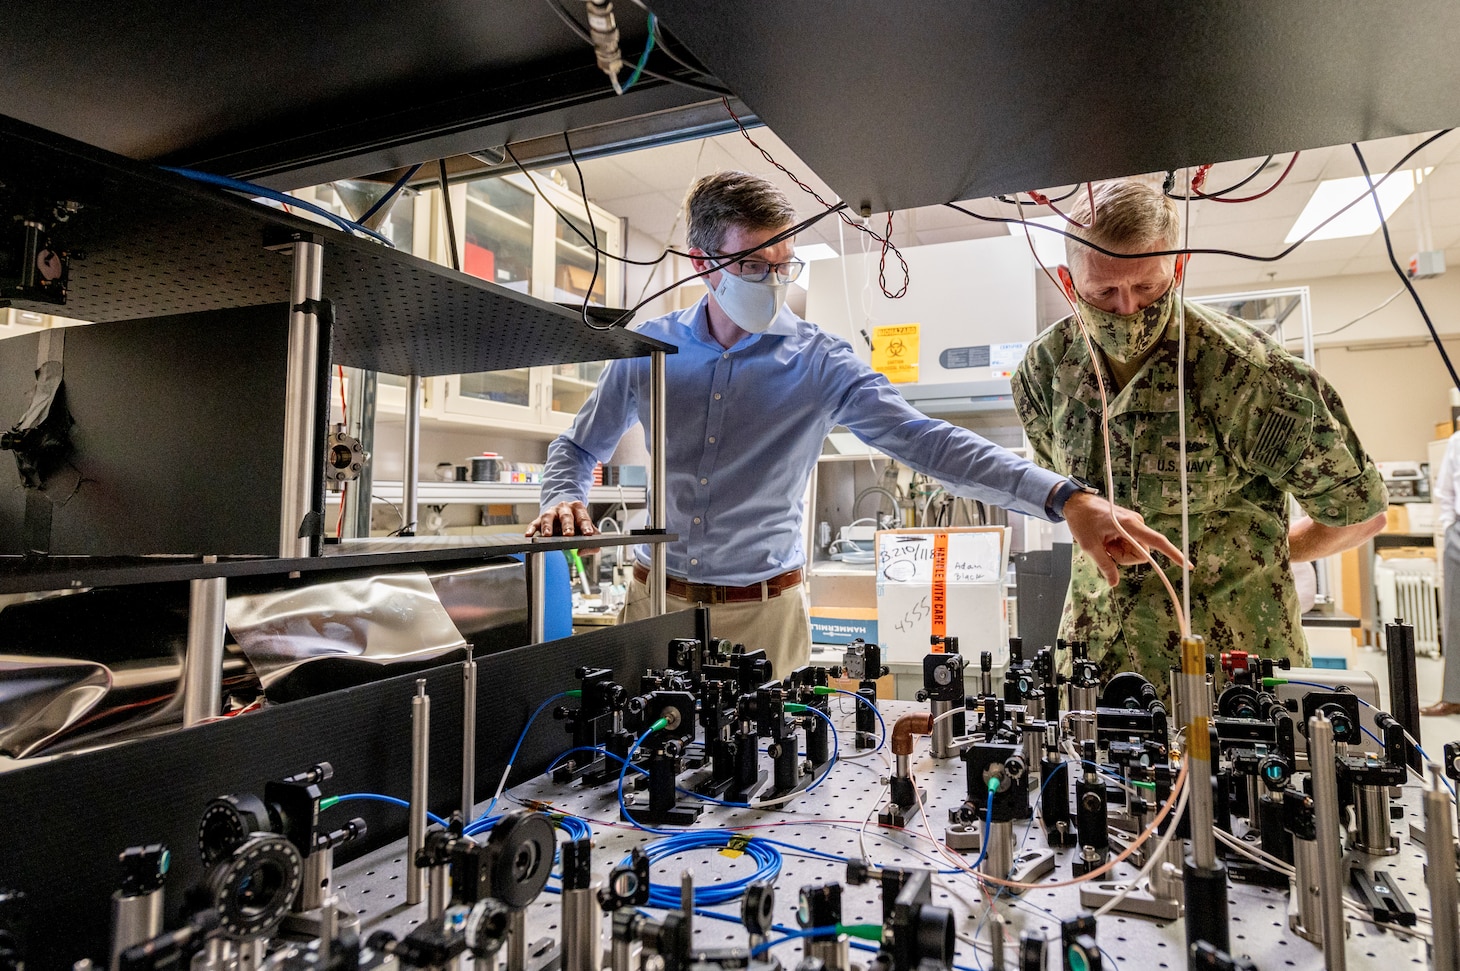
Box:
[720,98,910,298]
[1196,151,1300,203]
[1190,164,1214,194]
[1025,183,1097,229]
[336,480,348,539]
[337,364,348,424]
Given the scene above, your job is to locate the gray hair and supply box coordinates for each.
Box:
[685,171,797,254]
[1063,180,1181,271]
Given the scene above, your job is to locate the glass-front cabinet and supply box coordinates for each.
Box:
[440,172,623,433]
[311,171,622,436]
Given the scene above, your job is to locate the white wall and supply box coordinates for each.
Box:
[1190,268,1460,464]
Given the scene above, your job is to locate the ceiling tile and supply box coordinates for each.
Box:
[573,158,654,203]
[609,191,682,237]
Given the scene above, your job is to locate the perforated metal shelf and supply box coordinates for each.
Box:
[0,114,670,376]
[0,532,674,594]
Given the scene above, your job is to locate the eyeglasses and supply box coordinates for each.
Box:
[711,255,806,284]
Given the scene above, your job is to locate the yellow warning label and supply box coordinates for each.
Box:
[872,324,920,384]
[720,834,752,859]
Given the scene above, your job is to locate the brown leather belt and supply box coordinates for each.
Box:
[632,563,804,605]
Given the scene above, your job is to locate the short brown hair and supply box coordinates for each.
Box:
[684,171,797,254]
[1064,180,1181,270]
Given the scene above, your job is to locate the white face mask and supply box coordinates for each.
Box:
[711,268,789,334]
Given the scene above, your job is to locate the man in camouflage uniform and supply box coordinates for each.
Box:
[1012,180,1388,689]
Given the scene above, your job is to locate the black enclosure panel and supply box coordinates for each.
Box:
[0,116,672,375]
[647,0,1460,210]
[0,304,290,556]
[1011,543,1073,656]
[0,610,697,969]
[0,1,721,189]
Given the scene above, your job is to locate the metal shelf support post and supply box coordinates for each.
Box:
[403,375,422,536]
[281,236,324,559]
[649,349,668,616]
[182,559,226,727]
[528,551,548,644]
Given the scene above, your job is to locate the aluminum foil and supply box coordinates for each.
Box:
[226,569,474,689]
[427,560,528,640]
[0,656,111,758]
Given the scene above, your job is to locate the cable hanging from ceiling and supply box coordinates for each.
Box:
[719,98,909,298]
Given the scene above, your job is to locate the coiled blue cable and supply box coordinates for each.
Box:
[630,829,783,908]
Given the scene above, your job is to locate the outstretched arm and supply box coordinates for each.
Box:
[1061,491,1189,586]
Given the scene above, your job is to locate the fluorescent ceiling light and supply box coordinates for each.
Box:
[1284,169,1430,243]
[1007,214,1069,269]
[796,243,839,261]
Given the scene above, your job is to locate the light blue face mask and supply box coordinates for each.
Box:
[711,268,789,334]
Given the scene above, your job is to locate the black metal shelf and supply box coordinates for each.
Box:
[0,114,671,376]
[0,533,674,595]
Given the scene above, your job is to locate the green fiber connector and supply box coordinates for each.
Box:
[785,703,809,713]
[1261,677,1287,689]
[651,717,669,732]
[987,776,1002,793]
[812,686,835,696]
[837,923,883,942]
[320,796,340,811]
[567,689,582,698]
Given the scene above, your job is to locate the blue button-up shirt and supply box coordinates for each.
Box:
[540,300,1064,585]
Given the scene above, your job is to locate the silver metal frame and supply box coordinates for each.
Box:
[407,679,430,906]
[280,238,324,558]
[528,552,548,643]
[403,375,422,535]
[181,569,226,727]
[649,350,668,616]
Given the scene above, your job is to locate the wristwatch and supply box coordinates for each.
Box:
[1045,475,1099,521]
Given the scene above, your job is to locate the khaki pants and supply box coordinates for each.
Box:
[621,576,812,678]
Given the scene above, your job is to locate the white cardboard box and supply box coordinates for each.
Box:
[874,527,1010,665]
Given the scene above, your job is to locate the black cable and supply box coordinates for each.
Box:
[636,67,734,96]
[1352,142,1460,392]
[541,0,733,96]
[995,184,1083,206]
[543,0,592,43]
[1165,156,1273,201]
[942,128,1454,265]
[437,159,461,272]
[510,133,847,330]
[600,204,848,330]
[504,142,688,267]
[509,131,849,330]
[649,18,717,79]
[563,130,604,330]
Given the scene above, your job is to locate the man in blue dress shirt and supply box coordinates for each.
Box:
[528,171,1181,675]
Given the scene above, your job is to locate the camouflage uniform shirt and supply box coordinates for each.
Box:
[1011,300,1387,684]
